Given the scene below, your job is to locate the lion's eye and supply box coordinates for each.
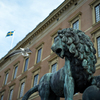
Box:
[59,34,63,38]
[54,36,59,42]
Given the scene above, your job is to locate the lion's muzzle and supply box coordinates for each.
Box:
[51,40,64,58]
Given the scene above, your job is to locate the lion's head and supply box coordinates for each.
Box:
[51,28,97,93]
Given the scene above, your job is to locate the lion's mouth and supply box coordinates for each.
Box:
[56,48,64,58]
[56,48,62,54]
[51,43,64,58]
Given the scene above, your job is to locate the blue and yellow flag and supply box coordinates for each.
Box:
[6,31,14,37]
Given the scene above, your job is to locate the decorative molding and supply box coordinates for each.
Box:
[19,75,27,81]
[89,0,97,7]
[48,55,58,62]
[31,66,41,73]
[50,28,62,37]
[90,26,100,35]
[35,42,44,49]
[4,68,10,73]
[13,61,20,66]
[68,11,82,23]
[8,83,16,88]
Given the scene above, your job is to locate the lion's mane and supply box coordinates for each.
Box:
[57,28,97,93]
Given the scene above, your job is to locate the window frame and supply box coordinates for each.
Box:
[22,57,29,73]
[19,82,25,98]
[48,56,58,73]
[90,27,100,59]
[72,19,79,30]
[31,68,40,88]
[13,65,18,80]
[24,57,29,72]
[97,36,100,58]
[4,73,9,85]
[89,0,100,25]
[95,3,100,23]
[33,74,39,87]
[36,48,42,64]
[18,77,26,99]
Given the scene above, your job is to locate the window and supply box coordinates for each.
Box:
[68,12,82,30]
[1,95,4,100]
[24,58,29,72]
[33,74,38,87]
[9,89,13,100]
[72,20,79,30]
[37,48,42,63]
[36,48,42,63]
[13,66,18,79]
[4,73,9,85]
[95,3,100,22]
[97,36,100,57]
[20,82,25,98]
[51,63,57,73]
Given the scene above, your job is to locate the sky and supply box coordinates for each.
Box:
[0,0,64,59]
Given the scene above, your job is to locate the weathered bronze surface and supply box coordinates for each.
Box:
[22,28,99,100]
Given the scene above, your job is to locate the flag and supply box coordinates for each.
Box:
[6,31,14,37]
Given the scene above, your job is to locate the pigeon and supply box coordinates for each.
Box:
[5,48,32,59]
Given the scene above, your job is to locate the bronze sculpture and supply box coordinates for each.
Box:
[22,28,99,100]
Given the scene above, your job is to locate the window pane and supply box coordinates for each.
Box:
[52,63,57,73]
[4,73,8,85]
[20,82,25,98]
[1,95,3,100]
[36,48,42,63]
[97,37,100,57]
[33,74,38,87]
[24,58,29,72]
[72,20,79,30]
[95,4,100,22]
[9,89,13,100]
[13,66,18,79]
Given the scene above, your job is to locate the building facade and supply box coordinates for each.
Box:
[0,0,100,100]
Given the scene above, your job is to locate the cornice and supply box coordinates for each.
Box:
[0,0,77,65]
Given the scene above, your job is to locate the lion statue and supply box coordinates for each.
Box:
[22,28,97,100]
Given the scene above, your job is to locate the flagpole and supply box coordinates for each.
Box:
[10,30,15,49]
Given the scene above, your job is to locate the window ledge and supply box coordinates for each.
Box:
[22,70,28,75]
[92,21,100,27]
[34,61,41,67]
